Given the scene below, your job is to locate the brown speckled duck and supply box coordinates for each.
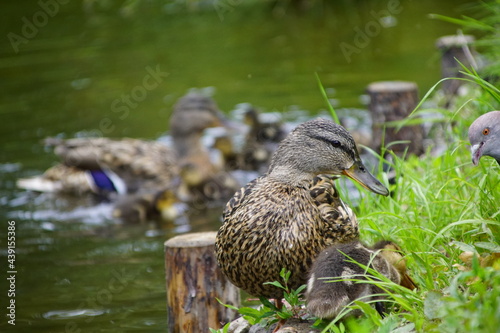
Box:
[215,118,389,300]
[306,240,417,319]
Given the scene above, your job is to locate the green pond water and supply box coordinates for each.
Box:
[0,0,471,331]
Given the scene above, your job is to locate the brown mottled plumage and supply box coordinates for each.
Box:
[306,240,417,319]
[215,118,389,299]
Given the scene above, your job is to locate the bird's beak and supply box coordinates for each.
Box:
[342,160,389,196]
[470,143,483,166]
[400,272,418,291]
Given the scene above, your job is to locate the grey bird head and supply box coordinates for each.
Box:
[468,111,500,166]
[268,118,389,196]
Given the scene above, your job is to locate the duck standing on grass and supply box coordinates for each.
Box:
[215,118,389,303]
[306,240,417,319]
[468,110,500,166]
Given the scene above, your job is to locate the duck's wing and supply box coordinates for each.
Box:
[221,177,260,221]
[309,175,358,238]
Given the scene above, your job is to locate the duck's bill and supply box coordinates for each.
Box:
[342,161,389,196]
[400,273,418,291]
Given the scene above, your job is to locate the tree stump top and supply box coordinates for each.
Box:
[164,231,217,248]
[367,81,417,93]
[436,34,475,49]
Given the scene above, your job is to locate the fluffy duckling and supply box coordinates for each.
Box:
[468,110,500,165]
[112,187,184,223]
[306,240,417,319]
[177,161,240,204]
[215,118,388,300]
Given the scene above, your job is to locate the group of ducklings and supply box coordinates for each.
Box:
[17,92,286,223]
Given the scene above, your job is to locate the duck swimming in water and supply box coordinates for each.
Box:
[215,118,388,300]
[17,93,231,199]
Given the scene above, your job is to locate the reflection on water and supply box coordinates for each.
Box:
[0,0,468,331]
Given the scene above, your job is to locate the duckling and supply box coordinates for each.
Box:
[239,106,287,173]
[177,161,240,204]
[306,240,417,319]
[17,92,228,198]
[215,118,389,300]
[212,135,239,170]
[112,187,185,223]
[468,110,500,166]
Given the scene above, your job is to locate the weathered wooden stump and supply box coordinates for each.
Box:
[164,231,240,332]
[367,81,424,156]
[436,34,476,95]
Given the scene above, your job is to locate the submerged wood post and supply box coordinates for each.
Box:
[367,81,423,157]
[164,231,240,333]
[436,34,476,95]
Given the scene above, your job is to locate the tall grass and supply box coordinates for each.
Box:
[348,93,500,332]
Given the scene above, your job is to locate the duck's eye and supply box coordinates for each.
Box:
[483,128,490,136]
[331,140,341,147]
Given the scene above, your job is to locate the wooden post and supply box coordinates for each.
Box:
[367,81,424,157]
[164,232,240,332]
[436,34,476,95]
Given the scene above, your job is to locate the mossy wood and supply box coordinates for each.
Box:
[436,34,476,95]
[367,80,424,156]
[164,232,240,332]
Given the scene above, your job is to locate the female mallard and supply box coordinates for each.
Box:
[306,240,417,319]
[215,118,389,299]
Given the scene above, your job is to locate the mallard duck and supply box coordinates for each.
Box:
[468,110,500,166]
[215,118,389,300]
[306,240,417,319]
[17,92,229,198]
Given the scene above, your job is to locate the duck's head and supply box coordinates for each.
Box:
[179,162,206,187]
[468,111,500,166]
[374,240,417,290]
[213,135,234,156]
[268,118,388,196]
[243,106,260,127]
[170,93,227,137]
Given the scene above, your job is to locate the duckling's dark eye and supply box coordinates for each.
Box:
[483,128,490,136]
[330,140,341,147]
